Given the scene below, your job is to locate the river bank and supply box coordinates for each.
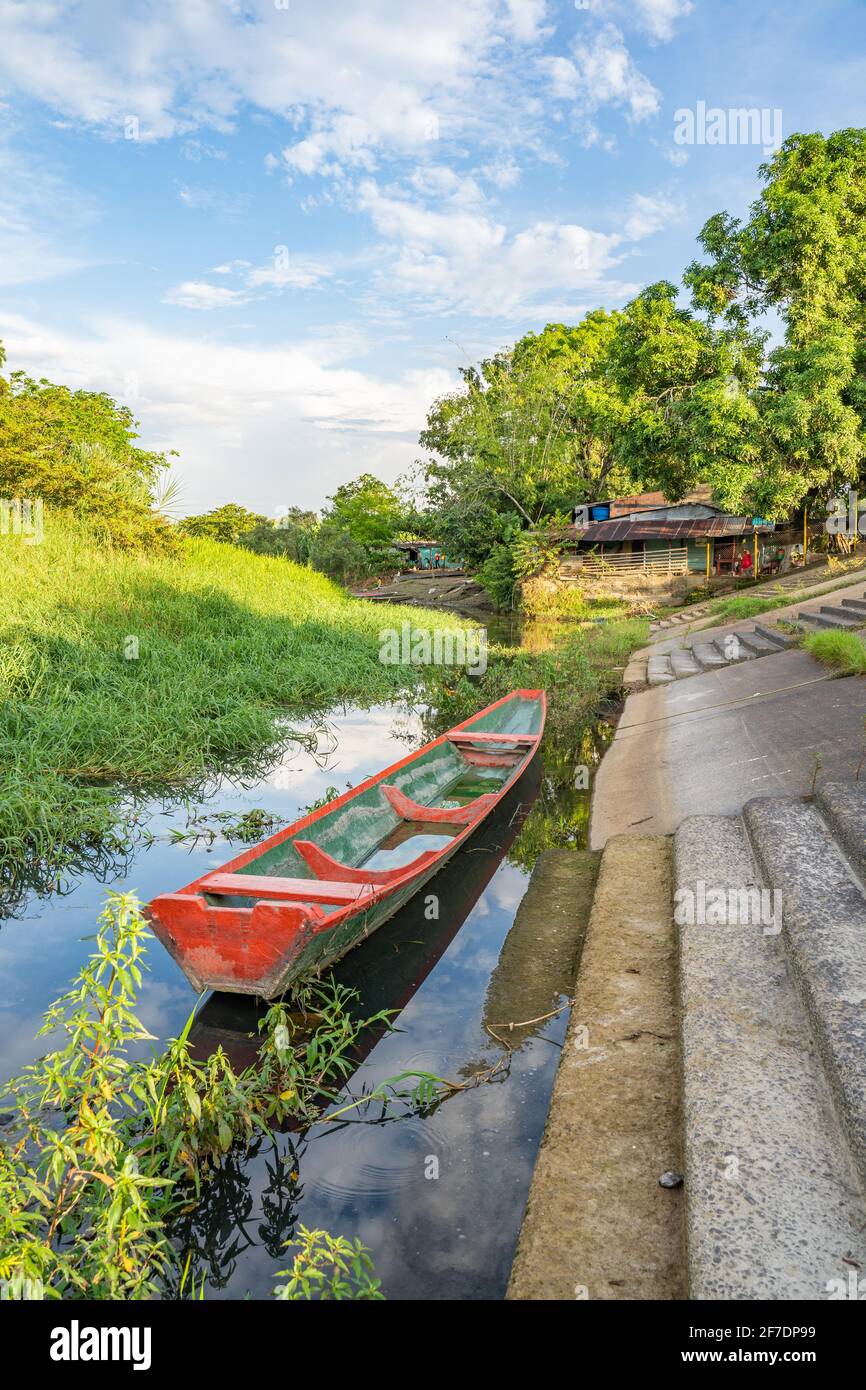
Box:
[2,515,656,1298]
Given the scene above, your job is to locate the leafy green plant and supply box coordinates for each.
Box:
[0,892,427,1299]
[0,512,468,908]
[273,1227,384,1300]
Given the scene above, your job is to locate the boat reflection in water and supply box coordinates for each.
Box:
[175,757,543,1295]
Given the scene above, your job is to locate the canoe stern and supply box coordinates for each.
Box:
[146,892,325,997]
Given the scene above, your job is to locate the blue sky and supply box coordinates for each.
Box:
[1,0,864,515]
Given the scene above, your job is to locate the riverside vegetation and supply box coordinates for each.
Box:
[0,892,433,1300]
[1,519,650,1300]
[0,510,466,909]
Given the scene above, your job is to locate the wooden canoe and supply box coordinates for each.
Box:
[146,689,546,998]
[187,756,542,1074]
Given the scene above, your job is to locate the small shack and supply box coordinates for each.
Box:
[569,488,777,577]
[392,540,460,572]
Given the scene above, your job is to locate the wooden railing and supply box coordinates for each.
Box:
[569,546,690,577]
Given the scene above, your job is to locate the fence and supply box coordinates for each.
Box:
[570,546,690,577]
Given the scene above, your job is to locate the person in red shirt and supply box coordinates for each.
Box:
[740,549,753,575]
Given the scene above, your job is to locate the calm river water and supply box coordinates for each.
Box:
[1,695,599,1299]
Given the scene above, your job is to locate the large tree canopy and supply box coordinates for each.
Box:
[606,282,768,514]
[685,128,866,508]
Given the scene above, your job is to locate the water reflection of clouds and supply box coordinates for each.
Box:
[5,699,557,1299]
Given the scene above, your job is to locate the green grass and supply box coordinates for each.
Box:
[699,567,866,628]
[703,592,796,623]
[804,628,866,675]
[0,512,466,902]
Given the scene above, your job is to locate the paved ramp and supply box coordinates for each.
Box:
[591,648,866,846]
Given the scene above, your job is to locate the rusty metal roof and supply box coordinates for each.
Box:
[573,516,775,543]
[605,485,718,517]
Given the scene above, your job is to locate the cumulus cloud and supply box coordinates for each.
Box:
[572,0,694,43]
[0,310,454,512]
[567,24,661,121]
[631,0,694,42]
[356,179,669,319]
[0,1,523,160]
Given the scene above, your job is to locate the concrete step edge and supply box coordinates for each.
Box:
[508,836,684,1301]
[800,610,860,630]
[675,813,866,1300]
[753,622,795,648]
[743,795,866,1195]
[815,781,866,885]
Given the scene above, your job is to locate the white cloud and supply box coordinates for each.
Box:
[631,0,694,42]
[0,310,454,512]
[0,2,527,161]
[480,157,522,189]
[573,1,694,43]
[0,2,667,186]
[167,252,333,307]
[163,281,251,310]
[569,24,660,121]
[246,256,332,291]
[355,179,668,319]
[504,0,550,43]
[621,191,679,240]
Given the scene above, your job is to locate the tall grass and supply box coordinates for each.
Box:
[804,629,866,675]
[0,512,465,902]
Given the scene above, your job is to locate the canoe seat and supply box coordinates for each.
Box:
[293,838,440,885]
[447,731,536,745]
[201,872,378,904]
[381,782,496,825]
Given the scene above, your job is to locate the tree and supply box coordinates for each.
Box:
[322,474,403,552]
[316,474,404,574]
[420,315,643,565]
[420,340,583,531]
[0,341,176,548]
[605,282,768,513]
[239,508,318,563]
[684,129,866,510]
[179,503,270,544]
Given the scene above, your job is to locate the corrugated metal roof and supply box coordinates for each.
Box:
[605,485,718,517]
[573,516,775,543]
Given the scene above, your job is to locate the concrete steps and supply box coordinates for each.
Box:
[842,598,866,616]
[691,640,727,669]
[646,652,675,686]
[675,788,866,1299]
[753,622,795,648]
[636,625,793,688]
[796,607,863,631]
[745,795,866,1191]
[669,647,702,679]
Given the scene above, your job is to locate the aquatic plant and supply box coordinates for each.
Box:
[0,892,415,1299]
[273,1227,383,1301]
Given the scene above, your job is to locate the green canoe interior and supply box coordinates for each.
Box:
[203,694,543,910]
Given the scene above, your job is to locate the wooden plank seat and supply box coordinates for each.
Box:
[381,782,497,825]
[447,731,537,745]
[293,838,440,885]
[201,872,379,904]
